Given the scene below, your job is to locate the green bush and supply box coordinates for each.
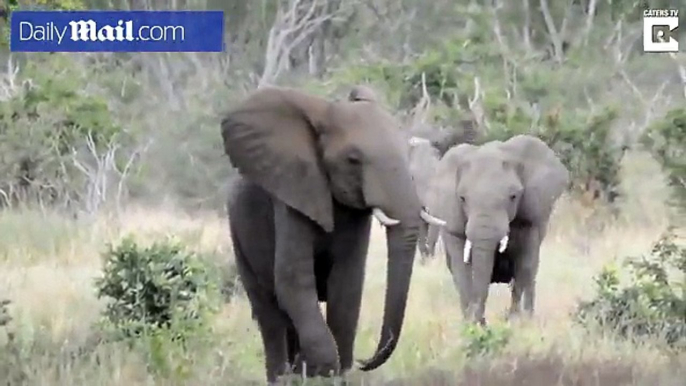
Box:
[461,322,512,358]
[94,237,221,341]
[641,107,686,217]
[575,229,686,350]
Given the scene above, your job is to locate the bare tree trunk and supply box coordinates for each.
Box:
[522,0,532,50]
[258,0,337,88]
[539,0,572,63]
[582,0,598,46]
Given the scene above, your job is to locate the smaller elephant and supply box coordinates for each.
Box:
[426,135,569,324]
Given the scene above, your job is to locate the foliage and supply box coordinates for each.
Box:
[460,322,512,358]
[0,0,86,47]
[641,108,686,217]
[575,230,686,351]
[487,104,625,202]
[94,236,221,342]
[0,0,680,212]
[329,34,626,203]
[0,54,125,206]
[329,32,502,112]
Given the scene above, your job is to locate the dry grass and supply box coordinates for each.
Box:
[0,151,684,385]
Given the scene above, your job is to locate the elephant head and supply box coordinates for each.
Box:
[221,86,445,371]
[428,135,569,321]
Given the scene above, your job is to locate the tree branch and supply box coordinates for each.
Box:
[258,0,338,88]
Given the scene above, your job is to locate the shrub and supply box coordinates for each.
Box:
[575,229,686,350]
[641,107,686,217]
[94,236,221,341]
[201,250,242,301]
[461,322,512,358]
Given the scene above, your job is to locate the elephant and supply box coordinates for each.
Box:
[221,85,445,383]
[406,120,479,261]
[424,134,569,325]
[407,136,443,260]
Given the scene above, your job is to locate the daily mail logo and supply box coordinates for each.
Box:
[18,20,166,43]
[11,11,224,52]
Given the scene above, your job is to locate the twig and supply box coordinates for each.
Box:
[468,77,487,131]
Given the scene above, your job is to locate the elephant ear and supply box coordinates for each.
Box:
[504,135,570,222]
[221,87,334,232]
[427,143,476,236]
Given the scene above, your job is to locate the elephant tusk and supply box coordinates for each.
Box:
[420,209,447,226]
[372,208,401,226]
[408,136,431,147]
[463,239,472,264]
[499,235,509,253]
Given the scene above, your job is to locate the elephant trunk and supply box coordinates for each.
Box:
[463,214,509,323]
[468,241,497,324]
[359,220,420,371]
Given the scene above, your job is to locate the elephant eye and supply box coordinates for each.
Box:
[459,195,466,203]
[347,151,362,165]
[509,194,517,201]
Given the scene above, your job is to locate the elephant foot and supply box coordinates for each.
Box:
[291,351,340,378]
[292,361,340,378]
[506,309,520,321]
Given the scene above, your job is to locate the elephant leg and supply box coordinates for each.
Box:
[273,202,339,377]
[508,281,524,317]
[443,233,471,319]
[326,211,372,372]
[232,238,290,382]
[511,227,542,317]
[251,297,292,382]
[286,325,301,370]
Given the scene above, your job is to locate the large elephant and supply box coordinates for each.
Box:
[425,135,569,324]
[221,86,445,383]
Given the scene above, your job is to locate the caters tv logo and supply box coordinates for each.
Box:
[643,9,679,53]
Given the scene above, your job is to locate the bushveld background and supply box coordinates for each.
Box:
[0,1,684,385]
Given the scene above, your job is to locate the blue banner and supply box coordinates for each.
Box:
[10,11,224,52]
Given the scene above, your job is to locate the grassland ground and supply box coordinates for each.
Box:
[0,151,684,385]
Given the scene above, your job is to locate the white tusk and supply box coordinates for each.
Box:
[463,239,472,263]
[499,235,509,253]
[372,208,401,226]
[420,209,447,226]
[408,136,431,147]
